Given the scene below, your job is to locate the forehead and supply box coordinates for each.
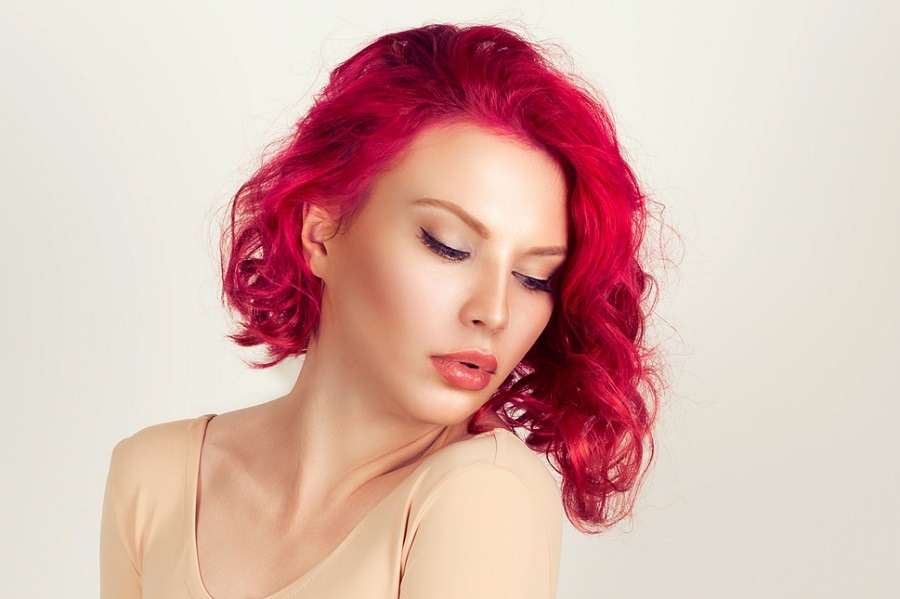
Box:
[364,121,568,242]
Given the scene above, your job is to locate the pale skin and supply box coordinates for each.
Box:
[196,122,569,599]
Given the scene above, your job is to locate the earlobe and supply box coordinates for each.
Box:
[300,204,337,280]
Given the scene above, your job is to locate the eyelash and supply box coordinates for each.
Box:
[418,228,468,262]
[418,228,555,294]
[515,273,555,294]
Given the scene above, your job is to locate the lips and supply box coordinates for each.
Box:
[430,350,498,392]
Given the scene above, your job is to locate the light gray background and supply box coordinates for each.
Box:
[1,0,898,597]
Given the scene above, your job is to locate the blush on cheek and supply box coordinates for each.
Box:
[380,257,456,326]
[509,298,554,358]
[344,235,444,344]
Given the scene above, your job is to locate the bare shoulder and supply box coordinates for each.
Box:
[198,399,288,489]
[201,404,261,455]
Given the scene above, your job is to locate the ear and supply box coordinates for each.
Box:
[300,203,338,280]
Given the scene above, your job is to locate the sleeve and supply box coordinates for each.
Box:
[99,439,142,598]
[399,463,562,599]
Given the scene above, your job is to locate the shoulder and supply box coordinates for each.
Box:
[109,416,211,476]
[101,415,213,576]
[105,415,212,510]
[111,415,211,455]
[413,428,562,521]
[400,429,563,596]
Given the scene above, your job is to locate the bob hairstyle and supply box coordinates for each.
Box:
[222,24,659,533]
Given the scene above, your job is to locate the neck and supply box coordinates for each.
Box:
[267,339,468,513]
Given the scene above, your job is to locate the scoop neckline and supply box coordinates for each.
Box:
[184,414,509,599]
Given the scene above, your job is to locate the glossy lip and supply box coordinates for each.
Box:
[430,349,499,392]
[432,349,498,374]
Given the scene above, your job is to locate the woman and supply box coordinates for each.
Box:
[101,24,658,598]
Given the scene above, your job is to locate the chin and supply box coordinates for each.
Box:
[407,389,488,429]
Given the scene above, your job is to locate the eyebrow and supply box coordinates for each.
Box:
[412,197,568,257]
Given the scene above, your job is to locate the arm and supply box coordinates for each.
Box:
[400,464,561,599]
[99,441,142,598]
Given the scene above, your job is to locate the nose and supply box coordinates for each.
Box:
[460,269,510,333]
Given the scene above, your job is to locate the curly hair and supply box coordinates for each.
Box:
[222,23,660,532]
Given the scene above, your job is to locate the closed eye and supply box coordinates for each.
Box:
[513,272,555,294]
[418,228,469,262]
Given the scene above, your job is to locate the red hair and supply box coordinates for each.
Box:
[222,24,659,532]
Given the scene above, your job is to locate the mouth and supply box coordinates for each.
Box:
[430,349,498,392]
[432,350,498,374]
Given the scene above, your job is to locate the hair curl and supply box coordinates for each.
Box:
[222,24,660,532]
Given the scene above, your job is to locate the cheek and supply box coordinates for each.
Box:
[339,234,460,338]
[508,295,554,355]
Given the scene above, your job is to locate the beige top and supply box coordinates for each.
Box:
[100,415,563,598]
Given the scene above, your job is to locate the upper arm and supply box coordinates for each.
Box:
[400,464,561,599]
[99,440,142,599]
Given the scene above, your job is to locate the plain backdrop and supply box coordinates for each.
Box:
[1,0,898,597]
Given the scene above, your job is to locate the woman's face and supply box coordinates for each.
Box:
[313,121,568,428]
